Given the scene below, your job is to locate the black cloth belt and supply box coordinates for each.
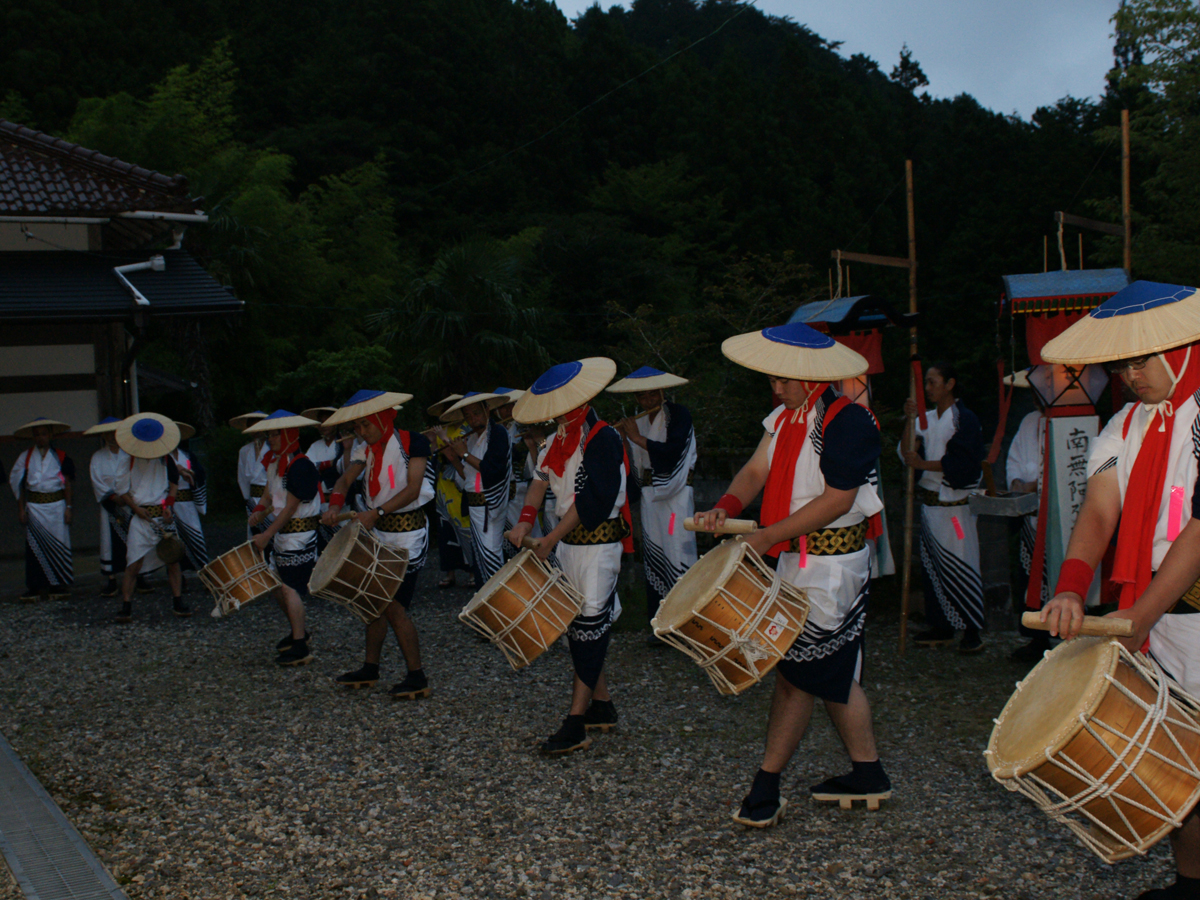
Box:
[788,521,869,556]
[919,487,970,508]
[26,490,65,504]
[375,509,426,533]
[562,516,630,546]
[278,516,319,534]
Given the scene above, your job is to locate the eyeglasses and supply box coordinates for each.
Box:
[1102,355,1152,375]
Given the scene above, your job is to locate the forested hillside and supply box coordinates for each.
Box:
[1,0,1137,446]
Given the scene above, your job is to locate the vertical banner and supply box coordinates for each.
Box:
[1047,416,1101,606]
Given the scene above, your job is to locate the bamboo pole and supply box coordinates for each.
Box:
[1122,108,1132,273]
[900,159,918,656]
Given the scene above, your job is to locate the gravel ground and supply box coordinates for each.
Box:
[0,526,1178,900]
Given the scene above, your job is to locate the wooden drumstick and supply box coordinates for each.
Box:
[1020,611,1133,637]
[684,517,758,534]
[520,536,542,551]
[335,511,356,522]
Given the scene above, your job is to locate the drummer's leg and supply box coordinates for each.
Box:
[824,680,878,762]
[122,556,143,604]
[1171,807,1200,877]
[276,585,306,639]
[363,617,388,665]
[385,570,423,671]
[761,674,817,772]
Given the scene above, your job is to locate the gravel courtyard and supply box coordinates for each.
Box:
[0,535,1178,900]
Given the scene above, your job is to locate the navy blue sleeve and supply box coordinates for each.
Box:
[576,426,624,530]
[59,455,76,482]
[189,456,206,487]
[284,457,319,503]
[479,423,510,490]
[408,431,432,460]
[1192,472,1200,519]
[645,402,692,475]
[819,403,882,490]
[165,454,179,486]
[942,404,984,490]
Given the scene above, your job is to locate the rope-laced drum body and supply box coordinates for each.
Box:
[459,549,585,670]
[986,637,1200,862]
[199,542,281,617]
[307,521,409,624]
[651,537,810,695]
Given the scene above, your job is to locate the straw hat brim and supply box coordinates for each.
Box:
[427,394,463,418]
[440,392,510,423]
[721,331,868,380]
[324,392,414,428]
[83,420,121,436]
[116,413,180,459]
[175,422,196,440]
[1041,291,1200,364]
[13,419,71,439]
[301,407,338,423]
[228,411,268,430]
[243,414,321,434]
[607,372,689,393]
[513,358,617,424]
[492,389,526,403]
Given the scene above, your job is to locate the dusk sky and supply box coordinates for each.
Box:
[559,0,1122,120]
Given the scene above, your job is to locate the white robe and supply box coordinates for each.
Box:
[169,448,208,569]
[116,457,174,573]
[1088,395,1200,695]
[353,433,435,570]
[10,446,73,587]
[90,445,130,576]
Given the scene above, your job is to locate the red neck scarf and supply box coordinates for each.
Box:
[262,428,301,477]
[365,409,397,497]
[543,405,590,477]
[760,383,823,558]
[1113,345,1200,611]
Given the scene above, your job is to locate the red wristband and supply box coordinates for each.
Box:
[518,505,538,525]
[714,494,743,518]
[330,492,346,509]
[252,503,266,514]
[163,495,177,508]
[1055,558,1094,598]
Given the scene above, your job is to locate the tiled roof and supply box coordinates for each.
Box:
[0,120,197,217]
[0,250,240,321]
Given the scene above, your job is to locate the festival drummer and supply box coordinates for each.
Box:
[170,421,210,574]
[244,410,322,666]
[322,390,436,699]
[506,358,633,755]
[85,417,129,598]
[233,410,271,539]
[112,413,189,622]
[9,417,75,601]
[693,322,891,826]
[1040,281,1200,900]
[608,366,699,642]
[441,392,512,584]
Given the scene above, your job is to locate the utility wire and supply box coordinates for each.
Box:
[428,0,761,194]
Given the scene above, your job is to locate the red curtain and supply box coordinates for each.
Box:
[1025,312,1088,364]
[834,330,884,375]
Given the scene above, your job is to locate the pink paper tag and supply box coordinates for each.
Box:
[1169,486,1185,541]
[798,534,807,568]
[475,473,482,492]
[388,464,395,489]
[951,516,965,541]
[668,512,676,535]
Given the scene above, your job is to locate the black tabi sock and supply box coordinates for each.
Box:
[847,759,890,792]
[1170,875,1200,897]
[407,668,425,681]
[747,769,782,806]
[361,662,380,678]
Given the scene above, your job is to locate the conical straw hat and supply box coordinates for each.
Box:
[513,358,617,424]
[492,387,526,403]
[427,394,463,418]
[324,390,414,427]
[229,410,268,430]
[116,413,180,459]
[721,322,868,380]
[606,366,689,393]
[175,421,196,440]
[441,392,510,423]
[84,417,123,436]
[13,417,71,439]
[301,407,338,423]
[243,409,321,433]
[1003,369,1031,389]
[1041,281,1200,364]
